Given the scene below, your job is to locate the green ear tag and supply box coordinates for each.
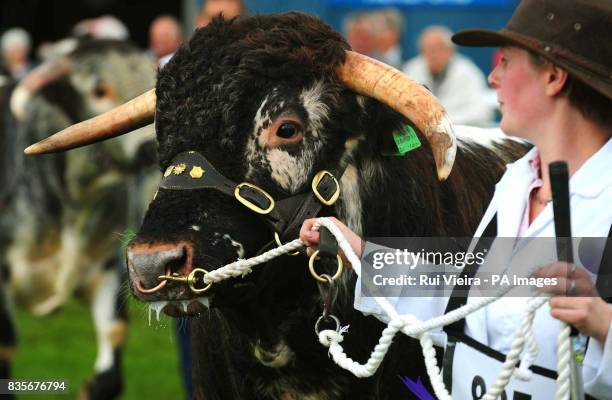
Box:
[382,125,421,156]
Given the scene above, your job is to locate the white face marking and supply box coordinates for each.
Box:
[299,80,329,139]
[266,148,315,193]
[253,96,271,133]
[190,225,201,232]
[222,233,245,258]
[245,82,329,192]
[245,96,272,179]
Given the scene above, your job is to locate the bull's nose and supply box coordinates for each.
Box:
[127,242,193,293]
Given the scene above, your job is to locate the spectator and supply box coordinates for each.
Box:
[343,11,376,58]
[1,28,34,80]
[149,15,183,67]
[195,0,245,28]
[370,9,404,69]
[402,25,495,126]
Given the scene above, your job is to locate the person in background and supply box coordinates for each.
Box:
[403,25,495,126]
[369,9,404,69]
[1,28,34,81]
[149,15,183,67]
[343,11,377,58]
[195,0,245,28]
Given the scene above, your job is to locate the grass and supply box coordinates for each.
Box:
[11,297,186,399]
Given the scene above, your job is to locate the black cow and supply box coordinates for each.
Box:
[26,14,528,399]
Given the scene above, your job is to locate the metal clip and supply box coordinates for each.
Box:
[158,268,213,294]
[317,273,335,319]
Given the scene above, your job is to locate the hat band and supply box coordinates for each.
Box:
[501,29,611,80]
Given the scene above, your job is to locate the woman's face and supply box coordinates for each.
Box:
[488,46,548,138]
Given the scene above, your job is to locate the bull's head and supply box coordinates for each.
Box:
[25,14,456,316]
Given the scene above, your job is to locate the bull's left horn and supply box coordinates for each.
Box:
[24,88,156,155]
[337,51,456,181]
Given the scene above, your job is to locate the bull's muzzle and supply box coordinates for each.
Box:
[127,241,194,295]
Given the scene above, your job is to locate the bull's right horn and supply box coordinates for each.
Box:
[24,88,156,155]
[337,51,456,181]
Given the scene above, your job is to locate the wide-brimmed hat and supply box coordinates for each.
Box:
[452,0,612,100]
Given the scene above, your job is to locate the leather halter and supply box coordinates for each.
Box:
[158,150,344,246]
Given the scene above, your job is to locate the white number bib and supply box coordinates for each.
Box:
[443,334,557,400]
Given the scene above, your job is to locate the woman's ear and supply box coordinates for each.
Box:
[545,64,569,97]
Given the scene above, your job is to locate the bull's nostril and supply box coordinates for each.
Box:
[127,243,193,293]
[167,249,188,276]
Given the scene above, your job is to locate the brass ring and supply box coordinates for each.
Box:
[187,268,213,293]
[274,232,300,256]
[309,250,343,282]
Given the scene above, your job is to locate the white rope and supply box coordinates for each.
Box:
[201,217,573,400]
[202,239,304,284]
[557,324,572,400]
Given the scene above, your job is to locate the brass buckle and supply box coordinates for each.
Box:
[308,250,343,282]
[234,183,275,214]
[311,170,340,206]
[274,232,300,256]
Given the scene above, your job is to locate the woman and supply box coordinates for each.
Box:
[301,0,612,397]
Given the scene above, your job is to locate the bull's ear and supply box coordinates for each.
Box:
[24,89,156,155]
[337,51,456,181]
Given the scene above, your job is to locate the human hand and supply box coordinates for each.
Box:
[299,217,364,266]
[534,262,612,343]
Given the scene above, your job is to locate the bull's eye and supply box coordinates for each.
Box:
[94,86,106,98]
[259,115,304,149]
[260,117,304,148]
[277,123,299,139]
[93,82,114,99]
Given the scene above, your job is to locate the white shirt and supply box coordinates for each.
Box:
[402,54,496,127]
[354,138,612,398]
